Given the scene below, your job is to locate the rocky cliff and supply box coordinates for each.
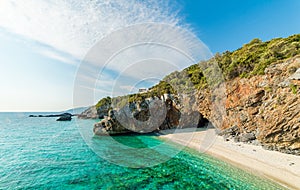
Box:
[77,106,98,119]
[197,56,300,155]
[80,34,300,155]
[93,96,207,136]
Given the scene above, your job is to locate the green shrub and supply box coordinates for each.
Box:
[95,96,111,109]
[94,34,300,107]
[290,84,298,94]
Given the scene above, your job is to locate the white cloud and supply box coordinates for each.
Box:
[0,0,181,60]
[38,49,78,65]
[0,0,215,109]
[74,23,212,101]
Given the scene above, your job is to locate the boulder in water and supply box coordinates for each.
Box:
[56,115,72,121]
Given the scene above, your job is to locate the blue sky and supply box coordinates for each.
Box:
[0,0,299,111]
[181,0,300,53]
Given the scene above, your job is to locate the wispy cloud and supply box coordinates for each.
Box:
[0,0,214,108]
[0,0,182,61]
[38,49,79,65]
[74,23,212,102]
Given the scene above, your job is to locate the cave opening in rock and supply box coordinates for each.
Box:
[197,114,210,128]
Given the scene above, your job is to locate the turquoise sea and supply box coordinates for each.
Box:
[0,112,285,189]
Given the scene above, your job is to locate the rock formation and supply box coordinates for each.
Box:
[77,106,98,119]
[93,97,207,136]
[80,34,300,155]
[56,114,72,121]
[80,56,300,154]
[29,112,73,118]
[197,56,300,155]
[29,112,73,121]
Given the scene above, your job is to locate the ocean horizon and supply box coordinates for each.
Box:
[1,0,299,189]
[0,112,285,189]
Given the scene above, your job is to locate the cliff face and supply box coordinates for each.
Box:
[80,34,300,155]
[77,106,98,119]
[196,56,300,155]
[88,56,300,154]
[77,98,111,119]
[93,96,207,135]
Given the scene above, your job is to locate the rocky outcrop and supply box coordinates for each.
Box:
[29,113,73,121]
[56,115,72,121]
[197,56,300,155]
[93,98,177,135]
[77,106,98,119]
[93,110,131,135]
[93,96,208,135]
[77,98,112,119]
[29,112,73,118]
[96,100,112,119]
[82,53,300,155]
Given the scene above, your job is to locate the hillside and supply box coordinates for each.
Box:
[90,34,300,106]
[80,34,300,155]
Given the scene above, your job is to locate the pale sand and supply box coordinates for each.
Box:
[158,127,300,190]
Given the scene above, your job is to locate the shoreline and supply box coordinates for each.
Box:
[158,127,300,190]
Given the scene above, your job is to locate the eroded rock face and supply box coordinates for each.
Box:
[197,56,300,155]
[77,106,98,119]
[90,55,300,154]
[158,98,181,130]
[93,113,131,135]
[97,102,111,119]
[93,98,180,135]
[78,100,112,120]
[92,97,208,135]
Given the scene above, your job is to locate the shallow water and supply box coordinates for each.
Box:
[0,113,285,189]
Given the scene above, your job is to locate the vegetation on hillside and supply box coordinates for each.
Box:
[96,34,300,108]
[95,96,112,110]
[217,34,300,79]
[150,34,300,93]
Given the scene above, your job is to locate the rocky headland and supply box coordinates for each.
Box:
[29,112,73,121]
[79,34,300,155]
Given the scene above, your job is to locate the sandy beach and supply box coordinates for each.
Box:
[159,127,300,190]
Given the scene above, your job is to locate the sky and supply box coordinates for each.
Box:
[0,0,299,112]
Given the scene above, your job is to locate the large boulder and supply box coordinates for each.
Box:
[93,95,210,135]
[93,97,183,135]
[56,114,72,121]
[93,110,131,135]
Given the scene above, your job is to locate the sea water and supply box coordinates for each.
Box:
[0,113,286,189]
